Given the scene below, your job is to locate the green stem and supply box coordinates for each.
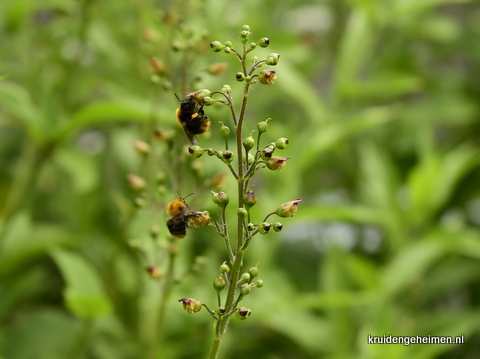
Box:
[149,239,178,359]
[208,67,251,359]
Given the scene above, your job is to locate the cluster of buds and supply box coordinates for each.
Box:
[176,25,302,330]
[210,25,279,86]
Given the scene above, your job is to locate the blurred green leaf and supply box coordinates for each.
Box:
[0,213,74,277]
[0,309,80,359]
[392,0,472,17]
[296,104,397,173]
[0,81,44,142]
[53,147,99,193]
[50,249,113,318]
[333,8,374,100]
[408,143,480,225]
[380,239,446,298]
[62,100,151,136]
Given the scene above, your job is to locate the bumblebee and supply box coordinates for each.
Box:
[166,195,198,238]
[175,94,211,143]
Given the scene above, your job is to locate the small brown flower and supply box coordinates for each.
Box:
[275,199,302,217]
[209,62,228,75]
[146,266,163,279]
[266,156,290,171]
[259,69,277,85]
[178,298,202,314]
[149,56,165,74]
[127,174,146,192]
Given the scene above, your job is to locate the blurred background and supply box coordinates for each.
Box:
[1,0,480,358]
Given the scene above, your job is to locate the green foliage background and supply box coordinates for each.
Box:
[1,0,480,358]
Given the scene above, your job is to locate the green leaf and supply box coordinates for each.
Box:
[296,104,397,173]
[54,147,99,193]
[50,249,113,318]
[61,100,152,136]
[333,8,374,100]
[0,81,44,142]
[0,213,74,277]
[408,143,480,225]
[381,240,446,298]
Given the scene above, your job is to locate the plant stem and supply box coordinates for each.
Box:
[208,70,251,359]
[149,239,178,359]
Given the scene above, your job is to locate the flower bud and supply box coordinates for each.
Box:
[219,122,230,137]
[203,96,214,106]
[178,298,202,314]
[259,37,270,48]
[212,172,227,187]
[191,256,206,273]
[153,129,172,141]
[156,171,166,183]
[240,30,251,44]
[213,275,226,291]
[224,41,233,47]
[237,207,248,218]
[236,72,245,82]
[243,189,257,210]
[255,279,264,288]
[275,199,302,217]
[210,41,225,52]
[273,222,283,232]
[240,272,251,283]
[247,223,255,231]
[257,118,270,133]
[127,174,146,192]
[266,53,280,66]
[150,74,161,84]
[132,140,150,155]
[247,153,255,165]
[248,42,256,51]
[134,198,145,207]
[150,224,160,238]
[162,80,173,91]
[260,147,274,160]
[266,156,290,171]
[259,222,271,234]
[188,211,210,228]
[222,151,234,163]
[243,134,255,152]
[236,307,252,320]
[149,56,166,75]
[209,62,228,75]
[207,148,216,156]
[251,56,259,63]
[248,266,259,278]
[221,84,232,94]
[240,284,251,296]
[212,191,229,208]
[275,138,289,149]
[188,145,204,158]
[186,89,211,105]
[242,25,251,31]
[146,266,163,279]
[224,47,232,54]
[259,69,277,85]
[220,261,230,273]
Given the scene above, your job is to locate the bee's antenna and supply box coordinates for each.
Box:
[174,93,181,102]
[184,193,194,200]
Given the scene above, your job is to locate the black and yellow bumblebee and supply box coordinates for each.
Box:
[175,94,211,144]
[166,194,198,238]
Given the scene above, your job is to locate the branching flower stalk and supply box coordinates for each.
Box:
[173,26,302,359]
